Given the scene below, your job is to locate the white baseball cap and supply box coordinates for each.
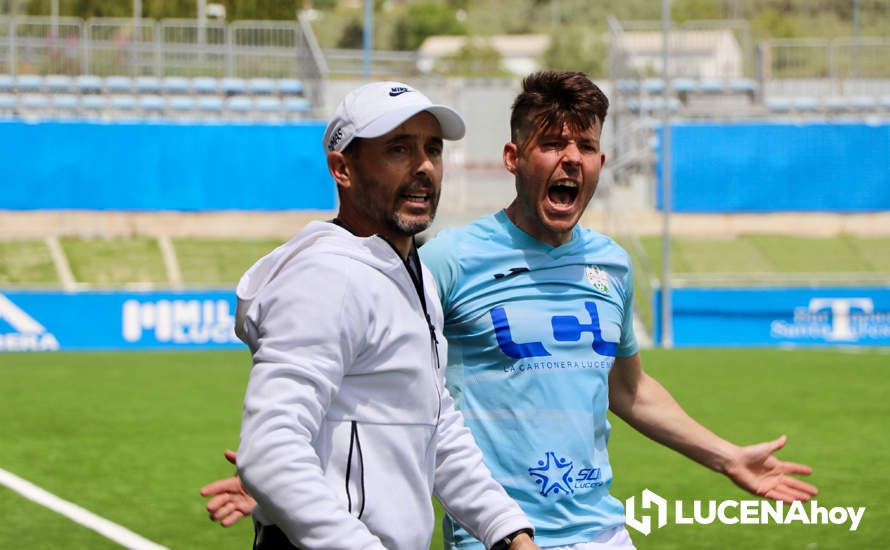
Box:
[323,81,466,152]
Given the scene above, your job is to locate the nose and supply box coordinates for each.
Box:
[415,148,436,178]
[561,141,582,169]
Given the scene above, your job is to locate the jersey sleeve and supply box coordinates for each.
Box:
[419,230,460,311]
[617,255,640,358]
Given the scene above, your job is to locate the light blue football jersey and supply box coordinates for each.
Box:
[420,210,639,549]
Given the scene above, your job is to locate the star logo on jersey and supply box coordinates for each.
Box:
[528,452,574,497]
[585,265,609,294]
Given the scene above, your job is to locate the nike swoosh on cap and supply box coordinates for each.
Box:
[389,87,412,97]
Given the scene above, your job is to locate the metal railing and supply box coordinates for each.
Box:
[761,37,890,80]
[0,14,326,81]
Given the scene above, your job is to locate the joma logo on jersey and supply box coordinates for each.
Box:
[490,301,618,359]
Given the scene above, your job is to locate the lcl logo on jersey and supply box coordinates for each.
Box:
[490,301,618,359]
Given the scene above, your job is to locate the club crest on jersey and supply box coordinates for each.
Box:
[585,265,609,294]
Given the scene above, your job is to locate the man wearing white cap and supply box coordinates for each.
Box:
[232,81,537,550]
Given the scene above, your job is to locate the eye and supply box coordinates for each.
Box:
[387,144,409,155]
[427,144,443,158]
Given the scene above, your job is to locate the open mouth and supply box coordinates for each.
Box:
[547,180,579,207]
[401,191,432,207]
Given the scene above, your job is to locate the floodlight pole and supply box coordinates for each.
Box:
[660,0,674,348]
[853,0,860,78]
[198,0,207,52]
[363,0,373,79]
[50,0,58,38]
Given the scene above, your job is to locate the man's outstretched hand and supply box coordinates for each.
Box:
[725,435,818,503]
[199,450,256,527]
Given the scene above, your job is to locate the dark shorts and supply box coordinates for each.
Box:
[253,520,300,550]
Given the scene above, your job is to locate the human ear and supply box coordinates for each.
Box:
[503,142,519,175]
[327,151,352,190]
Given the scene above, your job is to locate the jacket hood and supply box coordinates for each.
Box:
[235,221,406,343]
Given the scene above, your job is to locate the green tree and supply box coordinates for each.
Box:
[672,0,724,22]
[336,17,364,49]
[394,2,465,51]
[541,26,606,78]
[220,0,302,21]
[433,38,509,77]
[751,8,798,39]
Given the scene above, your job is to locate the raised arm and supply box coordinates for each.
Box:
[608,353,817,502]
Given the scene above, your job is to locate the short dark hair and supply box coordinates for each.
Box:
[510,71,609,147]
[342,138,362,158]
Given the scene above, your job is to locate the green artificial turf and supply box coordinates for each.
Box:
[1,348,887,549]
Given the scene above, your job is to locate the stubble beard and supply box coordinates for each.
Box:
[389,191,439,236]
[355,174,440,237]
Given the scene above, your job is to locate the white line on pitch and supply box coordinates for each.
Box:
[0,467,169,550]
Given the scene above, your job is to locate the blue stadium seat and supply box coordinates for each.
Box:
[255,96,282,113]
[792,97,819,112]
[105,76,134,94]
[699,78,724,94]
[641,97,681,113]
[615,79,639,95]
[168,95,195,112]
[764,97,792,113]
[643,78,664,94]
[20,93,49,110]
[140,94,166,112]
[76,75,103,94]
[81,95,108,111]
[51,94,79,111]
[226,96,253,113]
[221,77,247,95]
[135,76,163,94]
[283,97,311,113]
[850,96,877,112]
[161,76,190,95]
[0,74,13,92]
[192,77,219,94]
[248,78,276,95]
[196,96,224,113]
[15,74,44,92]
[728,78,756,95]
[824,96,851,113]
[0,93,16,110]
[672,78,697,94]
[45,75,73,93]
[110,95,138,111]
[278,79,305,96]
[625,99,641,114]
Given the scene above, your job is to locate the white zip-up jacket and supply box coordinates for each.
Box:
[235,221,531,550]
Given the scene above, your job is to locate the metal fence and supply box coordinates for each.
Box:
[760,37,890,80]
[0,14,326,84]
